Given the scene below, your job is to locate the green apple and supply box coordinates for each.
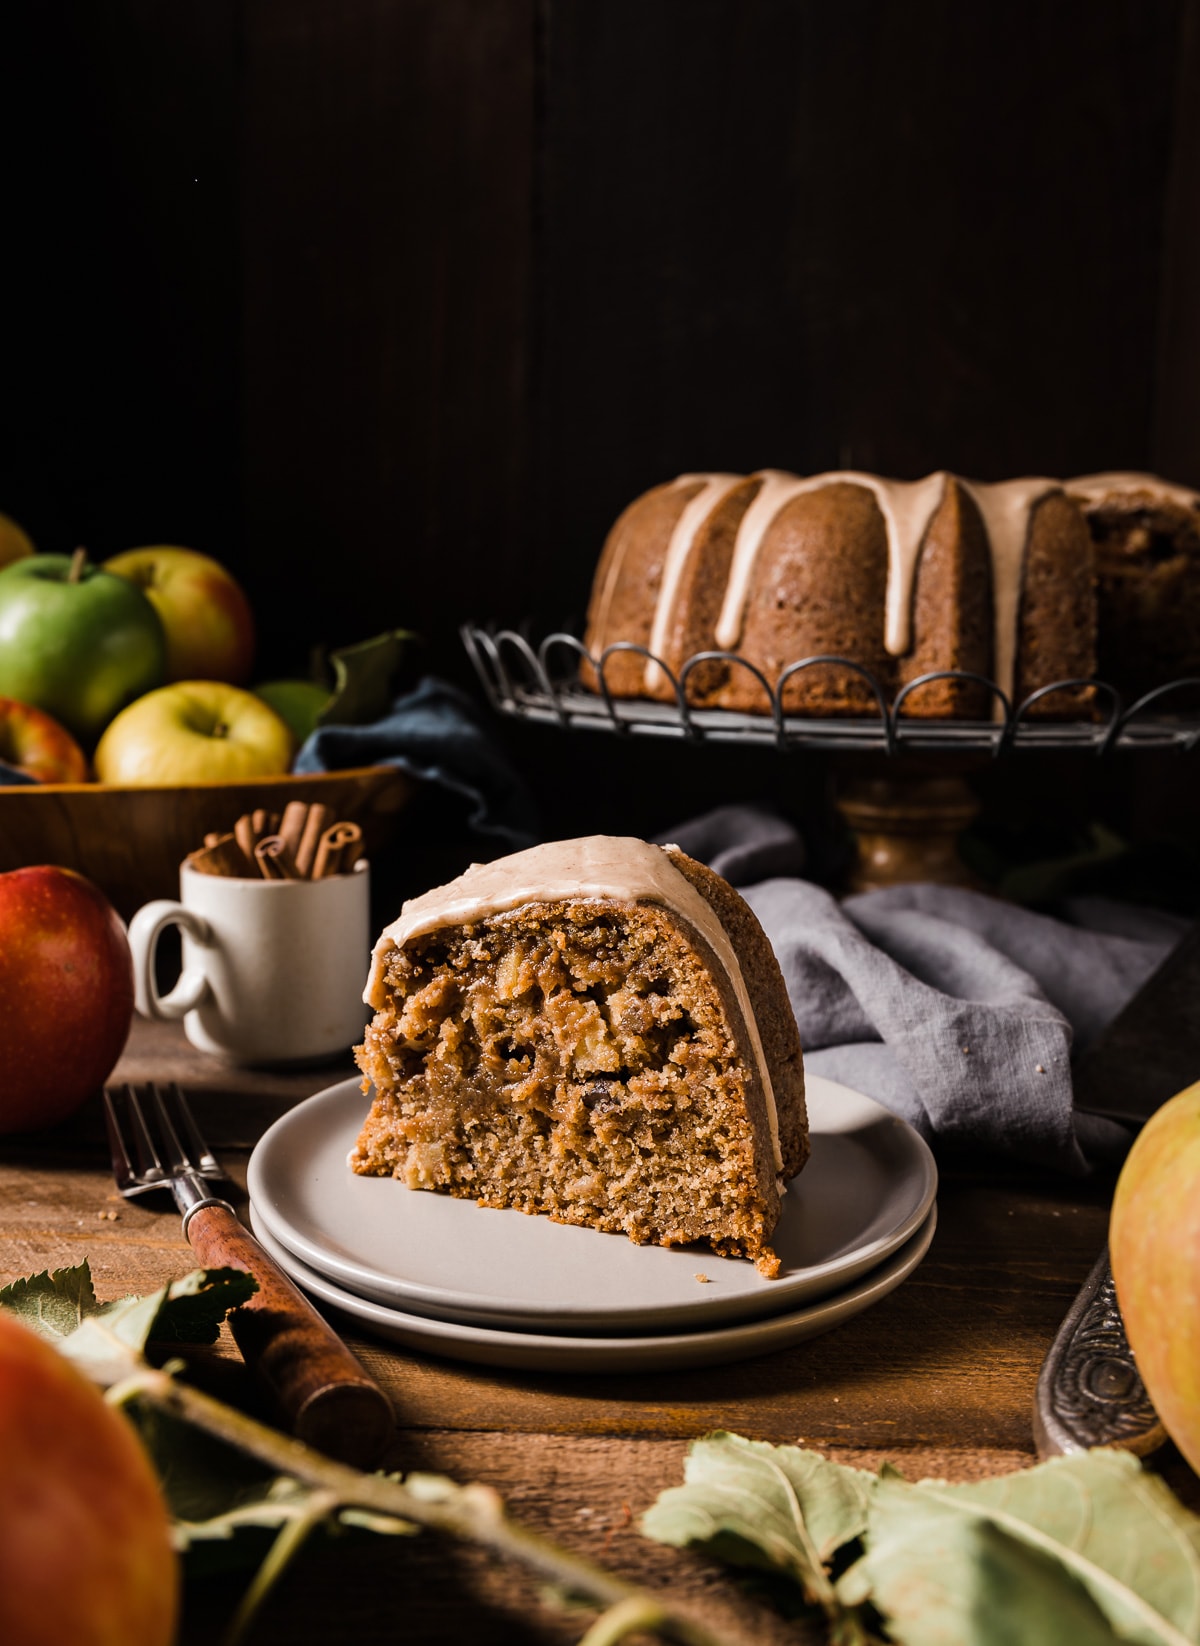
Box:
[1110,1078,1200,1475]
[0,513,34,570]
[93,679,294,785]
[0,551,166,745]
[253,678,332,744]
[103,546,255,685]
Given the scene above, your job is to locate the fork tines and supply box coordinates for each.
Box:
[103,1082,225,1198]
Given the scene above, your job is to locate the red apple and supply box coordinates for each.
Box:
[103,545,255,685]
[0,1314,178,1646]
[0,696,89,784]
[1110,1078,1200,1475]
[93,679,294,786]
[0,866,134,1134]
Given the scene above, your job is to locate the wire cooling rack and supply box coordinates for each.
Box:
[462,623,1200,758]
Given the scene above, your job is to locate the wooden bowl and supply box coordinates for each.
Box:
[0,766,414,919]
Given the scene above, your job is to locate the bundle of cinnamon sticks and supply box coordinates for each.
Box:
[187,802,363,880]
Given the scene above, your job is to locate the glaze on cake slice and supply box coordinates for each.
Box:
[351,837,808,1275]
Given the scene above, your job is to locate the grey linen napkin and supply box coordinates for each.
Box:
[661,805,1187,1173]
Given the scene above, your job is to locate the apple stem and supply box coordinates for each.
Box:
[108,1367,726,1646]
[68,547,88,584]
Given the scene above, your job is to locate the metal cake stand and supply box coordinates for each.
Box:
[462,623,1200,888]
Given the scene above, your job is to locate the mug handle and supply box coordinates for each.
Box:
[127,899,214,1021]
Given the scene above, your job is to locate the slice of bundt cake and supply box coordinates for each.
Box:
[351,836,807,1275]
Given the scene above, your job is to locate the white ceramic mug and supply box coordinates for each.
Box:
[128,860,372,1066]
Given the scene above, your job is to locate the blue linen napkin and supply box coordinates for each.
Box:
[661,805,1187,1174]
[0,760,37,785]
[294,674,539,850]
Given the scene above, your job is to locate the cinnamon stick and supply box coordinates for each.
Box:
[254,835,299,880]
[234,812,259,865]
[294,803,330,878]
[277,800,310,870]
[312,821,362,879]
[187,833,247,877]
[339,828,364,872]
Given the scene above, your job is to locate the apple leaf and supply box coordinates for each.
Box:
[139,1266,259,1345]
[316,629,415,728]
[0,1260,101,1335]
[642,1431,872,1588]
[840,1452,1200,1646]
[644,1437,1200,1646]
[1,1261,257,1386]
[123,1401,416,1567]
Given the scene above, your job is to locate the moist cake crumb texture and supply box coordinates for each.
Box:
[352,842,808,1275]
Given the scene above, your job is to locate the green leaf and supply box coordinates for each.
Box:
[125,1402,415,1576]
[0,1262,255,1352]
[0,1260,101,1335]
[143,1267,258,1345]
[9,1266,259,1387]
[842,1452,1200,1646]
[642,1431,873,1599]
[55,1285,173,1385]
[317,629,414,728]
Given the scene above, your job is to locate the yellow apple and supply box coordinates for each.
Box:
[93,680,294,785]
[1110,1078,1200,1476]
[103,546,255,685]
[0,513,34,569]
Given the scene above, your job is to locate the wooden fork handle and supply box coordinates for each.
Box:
[185,1203,394,1470]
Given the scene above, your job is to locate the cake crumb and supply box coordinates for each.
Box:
[96,1209,119,1221]
[1035,1063,1045,1074]
[694,1273,711,1284]
[962,1045,971,1055]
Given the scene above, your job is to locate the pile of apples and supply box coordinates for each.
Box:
[0,512,306,785]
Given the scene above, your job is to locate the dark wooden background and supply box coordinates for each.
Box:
[2,0,1199,888]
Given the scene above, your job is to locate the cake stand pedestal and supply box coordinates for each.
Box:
[834,764,984,893]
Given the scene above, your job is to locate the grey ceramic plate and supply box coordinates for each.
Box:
[248,1074,937,1335]
[250,1202,937,1373]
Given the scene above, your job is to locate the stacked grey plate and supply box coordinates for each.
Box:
[247,1074,938,1374]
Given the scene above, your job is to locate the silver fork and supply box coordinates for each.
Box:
[104,1082,393,1469]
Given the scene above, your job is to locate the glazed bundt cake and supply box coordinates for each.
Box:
[1067,472,1200,707]
[583,468,1200,718]
[351,836,808,1275]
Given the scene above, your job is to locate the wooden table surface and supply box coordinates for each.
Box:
[2,1016,1195,1644]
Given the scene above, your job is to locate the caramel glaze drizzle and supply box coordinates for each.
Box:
[366,835,785,1180]
[627,468,1199,712]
